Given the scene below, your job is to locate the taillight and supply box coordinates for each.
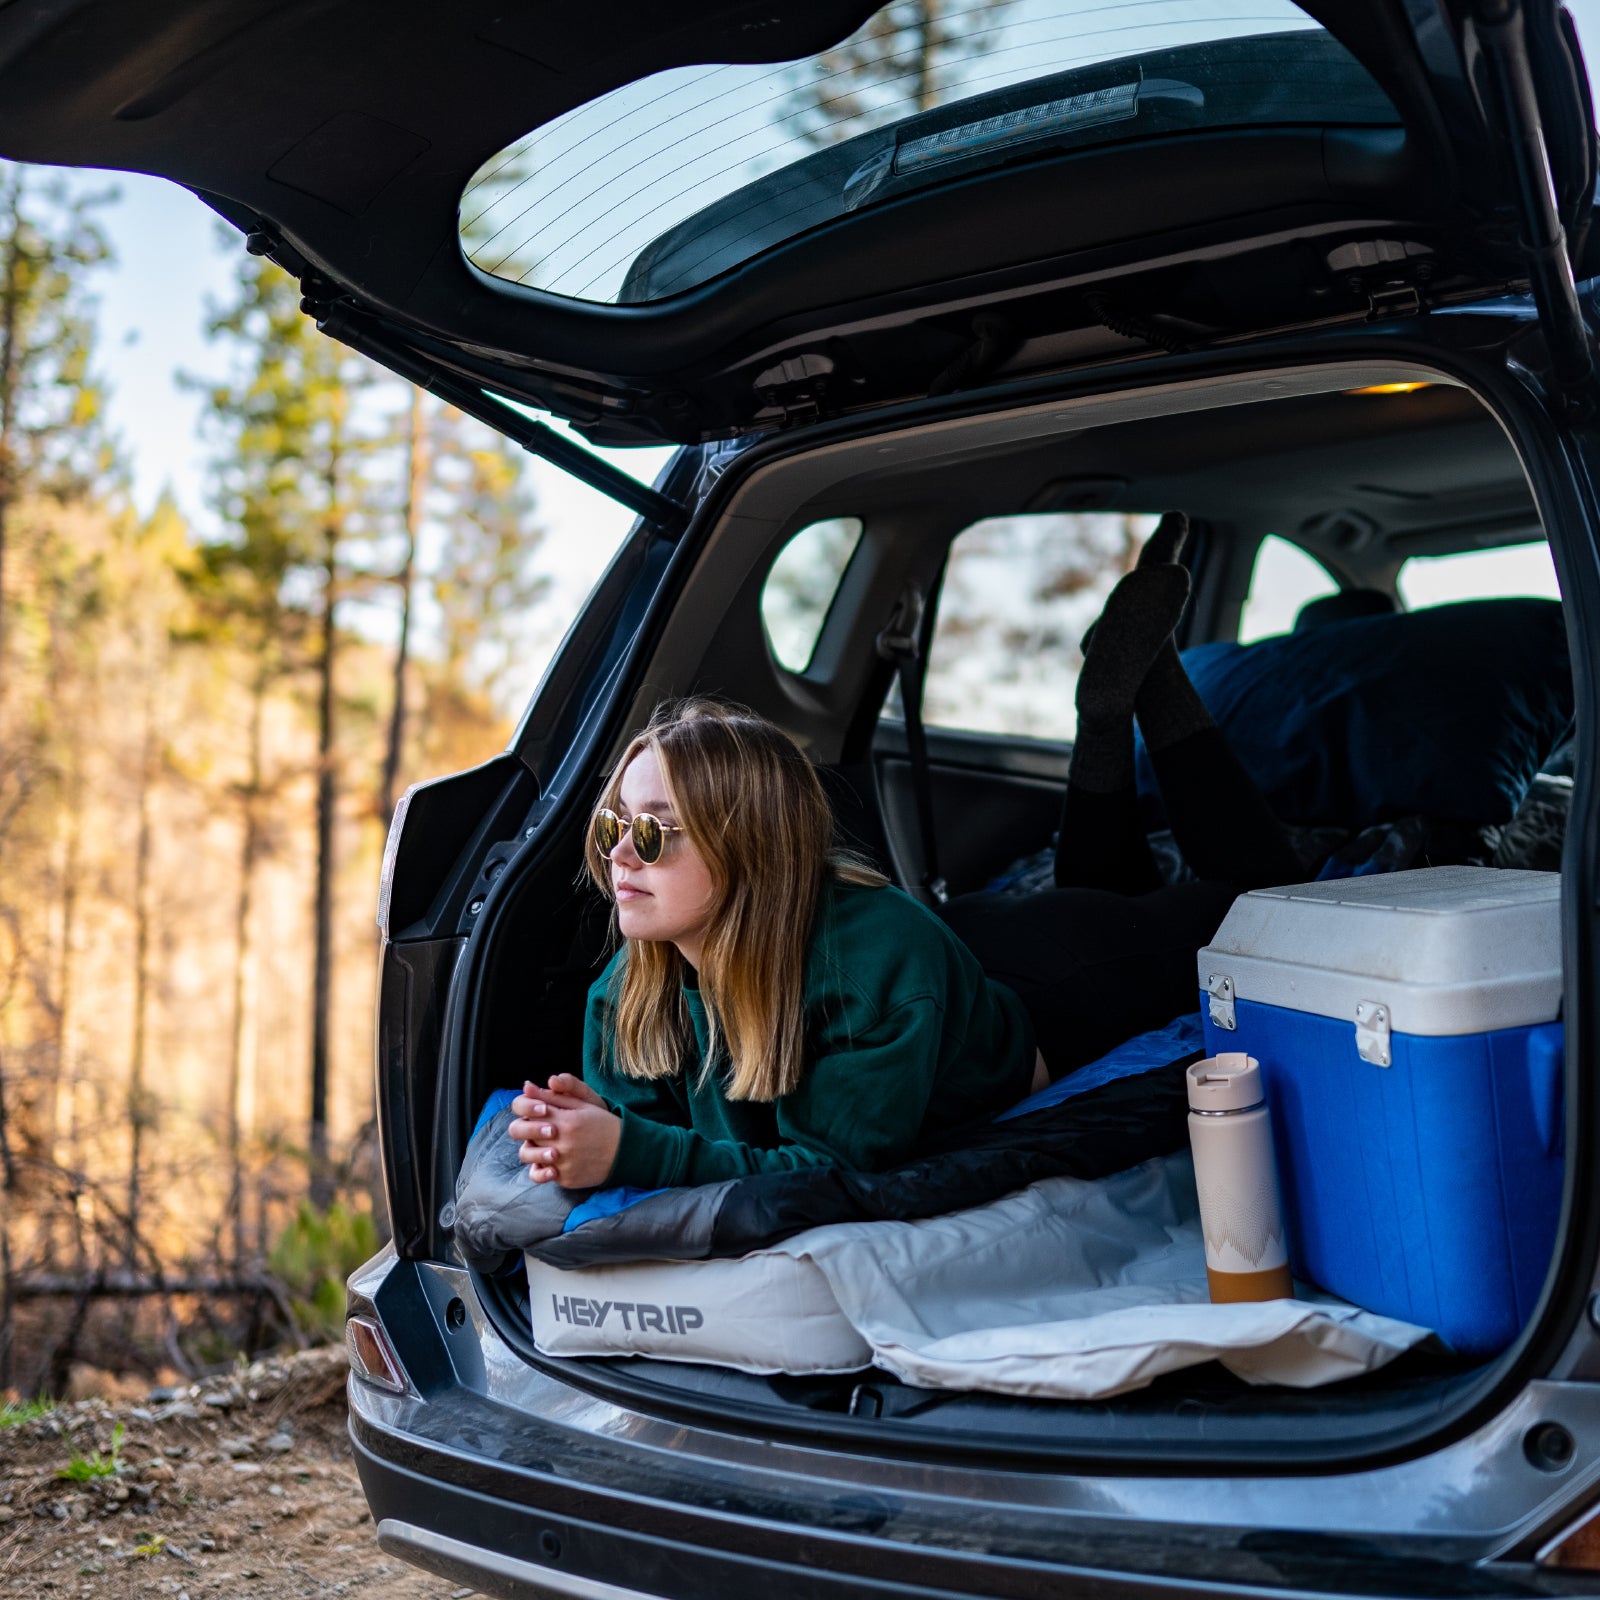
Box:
[346,1315,408,1394]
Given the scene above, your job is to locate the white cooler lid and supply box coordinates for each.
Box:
[1198,866,1561,1037]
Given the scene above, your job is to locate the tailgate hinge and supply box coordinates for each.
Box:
[1326,240,1434,322]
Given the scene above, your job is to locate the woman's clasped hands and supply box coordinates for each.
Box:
[509,1074,622,1188]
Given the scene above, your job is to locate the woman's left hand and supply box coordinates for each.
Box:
[508,1075,621,1188]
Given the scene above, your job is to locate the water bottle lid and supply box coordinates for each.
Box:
[1187,1052,1264,1112]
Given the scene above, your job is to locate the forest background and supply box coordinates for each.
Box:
[0,159,643,1400]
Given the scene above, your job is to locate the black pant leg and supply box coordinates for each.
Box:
[1149,728,1306,890]
[1054,784,1163,893]
[942,880,1240,1079]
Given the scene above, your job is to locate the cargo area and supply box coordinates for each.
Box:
[454,362,1583,1462]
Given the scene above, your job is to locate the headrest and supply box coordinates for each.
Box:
[1293,588,1400,632]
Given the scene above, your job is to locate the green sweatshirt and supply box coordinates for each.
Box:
[582,879,1036,1190]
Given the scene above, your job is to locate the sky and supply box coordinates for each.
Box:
[86,180,671,669]
[53,0,1600,683]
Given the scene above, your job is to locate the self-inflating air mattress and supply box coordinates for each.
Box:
[523,1152,1432,1396]
[452,1017,1431,1395]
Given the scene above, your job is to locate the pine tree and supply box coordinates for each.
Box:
[430,415,548,720]
[195,254,378,1207]
[0,160,116,688]
[0,161,116,1264]
[377,388,427,827]
[111,499,194,1262]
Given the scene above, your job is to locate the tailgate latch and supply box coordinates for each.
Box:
[1326,239,1434,321]
[754,351,836,428]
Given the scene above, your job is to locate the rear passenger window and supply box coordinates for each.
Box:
[761,517,864,673]
[923,513,1158,743]
[1398,541,1560,609]
[1238,534,1338,643]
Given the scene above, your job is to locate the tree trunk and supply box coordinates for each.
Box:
[0,168,21,689]
[126,684,158,1267]
[227,665,266,1267]
[309,511,338,1207]
[45,770,81,1264]
[0,1188,12,1394]
[379,388,426,826]
[0,983,16,1387]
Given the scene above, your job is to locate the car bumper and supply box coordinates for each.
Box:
[346,1251,1600,1600]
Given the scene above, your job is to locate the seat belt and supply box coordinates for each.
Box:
[876,586,947,903]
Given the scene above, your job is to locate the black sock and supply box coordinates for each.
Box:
[1137,510,1190,570]
[1134,639,1216,751]
[1129,512,1214,751]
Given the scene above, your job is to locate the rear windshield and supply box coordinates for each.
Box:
[460,0,1397,306]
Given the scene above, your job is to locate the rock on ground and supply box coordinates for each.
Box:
[0,1348,467,1599]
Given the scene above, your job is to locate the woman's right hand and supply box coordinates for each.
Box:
[509,1076,621,1187]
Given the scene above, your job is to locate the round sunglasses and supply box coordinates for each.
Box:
[592,807,686,865]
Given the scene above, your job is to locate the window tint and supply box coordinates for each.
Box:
[923,513,1158,742]
[1397,542,1559,609]
[461,7,1393,304]
[761,517,864,673]
[1238,534,1338,643]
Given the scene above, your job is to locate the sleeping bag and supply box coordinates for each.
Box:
[1134,597,1573,830]
[452,1018,1203,1273]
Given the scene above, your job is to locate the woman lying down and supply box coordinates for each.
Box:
[509,697,1039,1191]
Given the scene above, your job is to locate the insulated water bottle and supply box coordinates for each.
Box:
[1186,1052,1293,1303]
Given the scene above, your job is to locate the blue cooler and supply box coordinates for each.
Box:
[1197,867,1563,1357]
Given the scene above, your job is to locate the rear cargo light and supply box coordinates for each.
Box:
[346,1315,408,1394]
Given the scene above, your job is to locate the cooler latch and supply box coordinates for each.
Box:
[1355,1001,1392,1067]
[1206,973,1236,1031]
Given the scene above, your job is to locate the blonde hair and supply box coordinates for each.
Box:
[584,699,886,1101]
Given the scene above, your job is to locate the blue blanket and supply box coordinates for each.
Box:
[1135,599,1572,830]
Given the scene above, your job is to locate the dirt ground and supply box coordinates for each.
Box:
[0,1348,463,1599]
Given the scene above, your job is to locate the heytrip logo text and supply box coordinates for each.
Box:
[550,1295,704,1334]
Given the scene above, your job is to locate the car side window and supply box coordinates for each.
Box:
[761,517,864,673]
[1397,541,1560,608]
[922,513,1159,743]
[1237,534,1339,643]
